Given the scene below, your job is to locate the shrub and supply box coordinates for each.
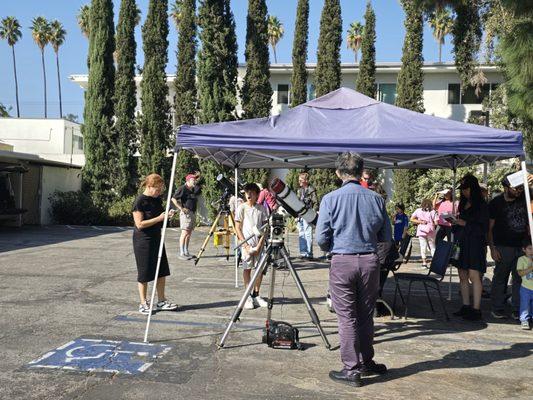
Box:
[48,191,105,225]
[107,195,136,226]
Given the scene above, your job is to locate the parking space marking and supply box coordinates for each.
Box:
[26,338,171,375]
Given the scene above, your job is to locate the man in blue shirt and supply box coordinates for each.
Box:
[316,152,391,387]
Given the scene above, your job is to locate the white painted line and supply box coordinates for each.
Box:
[136,352,149,356]
[137,362,152,372]
[56,340,76,350]
[66,225,74,230]
[91,226,103,231]
[117,227,126,231]
[170,228,179,232]
[183,277,236,283]
[28,351,56,364]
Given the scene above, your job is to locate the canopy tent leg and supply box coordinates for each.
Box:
[143,151,179,343]
[521,160,533,241]
[235,167,239,288]
[448,160,457,301]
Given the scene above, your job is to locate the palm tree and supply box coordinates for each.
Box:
[31,17,51,118]
[428,6,453,63]
[346,21,364,63]
[77,5,90,38]
[170,0,182,30]
[49,20,66,118]
[470,68,488,98]
[0,17,22,117]
[267,15,284,63]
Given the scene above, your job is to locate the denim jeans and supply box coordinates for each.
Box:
[298,218,313,257]
[519,286,533,322]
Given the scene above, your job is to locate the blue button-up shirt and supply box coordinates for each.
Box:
[316,181,392,254]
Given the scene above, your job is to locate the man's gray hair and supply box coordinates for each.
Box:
[335,152,364,180]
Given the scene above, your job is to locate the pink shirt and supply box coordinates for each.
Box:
[436,200,458,227]
[411,208,437,237]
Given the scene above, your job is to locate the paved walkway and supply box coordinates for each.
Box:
[0,226,531,399]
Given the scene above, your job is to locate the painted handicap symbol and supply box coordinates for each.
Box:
[27,338,171,375]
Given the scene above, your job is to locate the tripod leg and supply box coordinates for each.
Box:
[280,247,331,349]
[266,266,276,321]
[195,213,222,266]
[218,245,272,348]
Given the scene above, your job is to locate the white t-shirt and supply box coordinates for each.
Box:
[235,202,268,247]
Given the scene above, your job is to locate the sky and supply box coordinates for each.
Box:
[0,0,453,121]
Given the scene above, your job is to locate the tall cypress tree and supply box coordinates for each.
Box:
[452,0,481,91]
[393,0,426,210]
[312,0,342,204]
[113,0,138,197]
[241,0,272,118]
[356,1,376,97]
[290,0,309,107]
[240,0,272,188]
[174,0,199,178]
[396,0,425,113]
[138,0,171,179]
[197,0,239,219]
[83,0,115,206]
[314,0,342,97]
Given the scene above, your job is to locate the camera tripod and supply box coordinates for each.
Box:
[194,202,236,266]
[217,236,332,349]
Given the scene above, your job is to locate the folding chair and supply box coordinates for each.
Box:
[392,240,453,321]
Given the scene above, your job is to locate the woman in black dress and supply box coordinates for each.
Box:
[452,174,489,321]
[132,174,178,314]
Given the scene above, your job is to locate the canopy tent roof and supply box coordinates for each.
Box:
[177,88,524,169]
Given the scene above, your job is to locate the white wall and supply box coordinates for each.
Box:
[40,166,82,225]
[0,119,84,163]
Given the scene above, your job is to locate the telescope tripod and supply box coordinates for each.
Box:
[195,207,236,266]
[217,240,331,349]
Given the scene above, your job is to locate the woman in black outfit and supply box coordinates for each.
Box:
[452,174,489,321]
[132,174,178,314]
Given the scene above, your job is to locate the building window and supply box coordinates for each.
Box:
[73,135,83,151]
[277,84,289,105]
[377,83,397,105]
[307,84,316,101]
[448,83,496,105]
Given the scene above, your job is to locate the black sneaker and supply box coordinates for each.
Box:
[463,308,482,321]
[360,361,387,376]
[490,310,507,319]
[328,370,362,387]
[453,305,472,317]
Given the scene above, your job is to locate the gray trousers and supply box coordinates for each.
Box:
[329,253,379,372]
[491,246,523,312]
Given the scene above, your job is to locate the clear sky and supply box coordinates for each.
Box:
[0,0,453,121]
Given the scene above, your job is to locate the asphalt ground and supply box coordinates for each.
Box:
[0,225,531,400]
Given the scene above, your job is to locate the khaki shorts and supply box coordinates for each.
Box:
[180,211,195,231]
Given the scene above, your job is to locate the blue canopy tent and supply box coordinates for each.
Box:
[143,88,531,342]
[177,88,524,169]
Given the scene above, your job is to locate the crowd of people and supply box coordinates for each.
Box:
[130,154,533,387]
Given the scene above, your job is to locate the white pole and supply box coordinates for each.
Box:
[521,160,533,241]
[143,151,179,343]
[234,167,239,288]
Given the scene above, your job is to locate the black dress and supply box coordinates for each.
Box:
[453,201,489,273]
[132,194,170,283]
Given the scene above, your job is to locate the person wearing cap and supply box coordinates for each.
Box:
[433,188,457,245]
[488,173,529,320]
[316,152,391,387]
[172,172,201,260]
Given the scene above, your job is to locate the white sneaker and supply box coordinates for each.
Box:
[244,296,255,310]
[254,296,268,308]
[156,300,179,311]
